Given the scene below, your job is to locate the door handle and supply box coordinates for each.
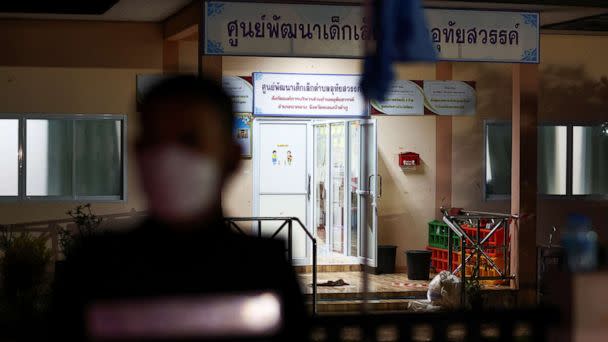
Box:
[18,146,23,170]
[377,174,382,199]
[307,174,311,200]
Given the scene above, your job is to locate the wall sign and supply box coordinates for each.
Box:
[370,81,424,115]
[234,113,253,158]
[253,72,368,118]
[205,1,366,58]
[371,80,476,116]
[203,1,539,63]
[423,81,476,116]
[222,76,253,112]
[426,9,539,63]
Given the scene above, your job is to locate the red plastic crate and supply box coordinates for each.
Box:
[460,224,507,257]
[427,246,462,273]
[427,246,506,280]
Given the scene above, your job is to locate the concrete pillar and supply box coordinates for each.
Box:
[511,63,539,305]
[200,55,223,82]
[435,62,453,218]
[162,40,179,74]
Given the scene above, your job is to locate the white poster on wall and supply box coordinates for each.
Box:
[259,123,307,193]
[370,80,425,115]
[253,72,368,117]
[222,76,253,112]
[423,81,476,116]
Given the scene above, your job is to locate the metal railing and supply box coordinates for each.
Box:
[1,213,318,315]
[0,209,147,262]
[224,216,318,314]
[441,208,518,304]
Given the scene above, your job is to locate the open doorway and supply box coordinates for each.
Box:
[253,118,378,267]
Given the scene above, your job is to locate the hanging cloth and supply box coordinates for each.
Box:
[361,0,436,101]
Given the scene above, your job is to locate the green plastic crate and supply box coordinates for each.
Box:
[428,220,461,250]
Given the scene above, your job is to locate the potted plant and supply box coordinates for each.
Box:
[58,204,103,261]
[55,204,103,280]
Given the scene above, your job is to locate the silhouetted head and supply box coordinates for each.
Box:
[137,74,240,224]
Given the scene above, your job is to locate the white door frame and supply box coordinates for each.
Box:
[252,118,378,267]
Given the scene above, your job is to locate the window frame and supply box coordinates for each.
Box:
[484,119,608,201]
[569,123,608,200]
[537,122,570,199]
[0,113,128,203]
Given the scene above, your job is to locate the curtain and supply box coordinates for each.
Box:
[74,120,122,197]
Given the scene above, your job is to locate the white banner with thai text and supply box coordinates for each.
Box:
[370,80,424,115]
[253,73,368,117]
[204,1,539,63]
[222,76,253,112]
[423,81,476,116]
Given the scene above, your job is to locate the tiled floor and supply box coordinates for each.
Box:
[298,272,430,295]
[317,252,360,265]
[298,271,511,295]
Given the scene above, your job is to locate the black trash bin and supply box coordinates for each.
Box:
[377,245,397,274]
[406,250,432,280]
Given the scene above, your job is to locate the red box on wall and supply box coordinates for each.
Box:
[399,152,420,167]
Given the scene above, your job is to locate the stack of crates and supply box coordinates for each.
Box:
[427,220,460,250]
[427,246,460,273]
[459,222,505,258]
[427,220,460,273]
[427,220,508,285]
[458,254,507,285]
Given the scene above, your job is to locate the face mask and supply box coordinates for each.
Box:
[138,144,221,222]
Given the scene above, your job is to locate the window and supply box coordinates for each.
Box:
[573,126,608,195]
[0,119,19,196]
[538,125,567,195]
[0,115,126,201]
[485,122,608,199]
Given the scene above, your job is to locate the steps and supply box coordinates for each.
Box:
[308,298,419,313]
[298,271,515,313]
[295,264,362,273]
[305,288,518,313]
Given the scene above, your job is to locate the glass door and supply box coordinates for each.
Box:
[310,119,377,265]
[353,119,378,267]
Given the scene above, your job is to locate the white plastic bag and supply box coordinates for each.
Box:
[427,271,461,309]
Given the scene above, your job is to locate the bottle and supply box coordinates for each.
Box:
[561,214,598,272]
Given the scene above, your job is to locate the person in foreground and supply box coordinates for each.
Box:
[53,75,308,341]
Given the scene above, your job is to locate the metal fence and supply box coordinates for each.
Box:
[0,209,147,262]
[311,307,559,342]
[224,216,318,314]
